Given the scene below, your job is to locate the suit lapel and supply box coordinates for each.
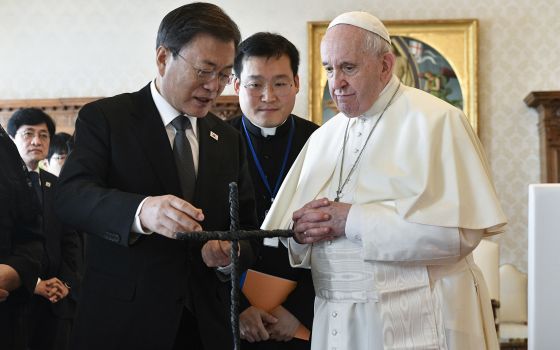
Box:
[129,85,182,197]
[195,116,220,200]
[39,170,51,206]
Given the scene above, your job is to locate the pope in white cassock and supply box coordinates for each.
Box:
[261,11,507,350]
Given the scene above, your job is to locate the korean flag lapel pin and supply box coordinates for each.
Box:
[210,131,219,141]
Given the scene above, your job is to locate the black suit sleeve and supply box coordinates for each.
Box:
[0,131,43,300]
[58,227,83,296]
[1,225,43,300]
[55,102,145,247]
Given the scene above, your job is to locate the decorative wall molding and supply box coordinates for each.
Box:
[0,95,241,133]
[524,91,560,183]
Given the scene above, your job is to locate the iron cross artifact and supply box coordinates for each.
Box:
[176,182,293,350]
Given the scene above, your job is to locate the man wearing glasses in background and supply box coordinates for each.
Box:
[7,108,81,350]
[55,3,258,350]
[230,32,317,350]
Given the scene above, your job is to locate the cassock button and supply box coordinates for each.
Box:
[332,329,338,336]
[332,311,338,318]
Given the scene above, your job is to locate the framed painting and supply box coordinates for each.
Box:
[308,19,479,132]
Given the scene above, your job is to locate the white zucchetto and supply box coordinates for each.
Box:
[328,11,391,44]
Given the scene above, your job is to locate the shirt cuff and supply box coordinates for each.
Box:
[288,237,310,255]
[344,204,363,245]
[217,263,233,275]
[131,197,153,235]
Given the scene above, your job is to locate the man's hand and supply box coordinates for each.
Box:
[34,277,69,303]
[201,240,235,267]
[239,306,278,343]
[0,264,21,292]
[0,288,9,302]
[292,197,351,244]
[267,305,301,342]
[139,195,204,238]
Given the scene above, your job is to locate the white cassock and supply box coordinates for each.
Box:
[262,75,507,350]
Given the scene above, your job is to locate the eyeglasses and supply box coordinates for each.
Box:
[242,79,294,97]
[175,52,233,86]
[17,130,50,142]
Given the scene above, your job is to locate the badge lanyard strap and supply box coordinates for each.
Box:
[241,115,295,202]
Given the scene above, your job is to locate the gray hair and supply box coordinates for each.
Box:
[363,31,392,57]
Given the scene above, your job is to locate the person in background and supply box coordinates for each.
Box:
[44,132,72,176]
[0,123,43,350]
[54,3,258,350]
[262,11,507,350]
[7,108,82,350]
[230,32,317,350]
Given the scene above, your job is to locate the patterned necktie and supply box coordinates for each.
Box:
[28,171,43,205]
[171,115,196,202]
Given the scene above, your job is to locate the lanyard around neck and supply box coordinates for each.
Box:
[241,115,295,202]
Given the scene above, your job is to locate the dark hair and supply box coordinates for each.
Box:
[234,32,300,77]
[156,2,241,56]
[7,108,56,138]
[47,132,72,159]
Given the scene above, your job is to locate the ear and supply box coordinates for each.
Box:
[233,76,241,95]
[156,46,170,77]
[381,51,396,80]
[293,74,300,93]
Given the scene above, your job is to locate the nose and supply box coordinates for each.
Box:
[330,70,347,90]
[30,134,43,145]
[202,75,221,92]
[260,84,277,102]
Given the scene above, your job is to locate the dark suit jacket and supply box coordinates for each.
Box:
[55,84,258,350]
[230,115,318,350]
[33,170,82,318]
[0,125,43,350]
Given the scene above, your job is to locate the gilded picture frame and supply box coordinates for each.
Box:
[308,19,478,132]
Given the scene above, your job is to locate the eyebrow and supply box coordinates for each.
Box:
[199,60,233,70]
[245,74,292,80]
[322,61,356,67]
[21,126,48,132]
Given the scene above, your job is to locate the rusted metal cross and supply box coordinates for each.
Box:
[176,182,293,350]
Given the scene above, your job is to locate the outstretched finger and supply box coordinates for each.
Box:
[170,197,204,222]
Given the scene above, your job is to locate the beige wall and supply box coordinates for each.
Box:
[2,0,559,272]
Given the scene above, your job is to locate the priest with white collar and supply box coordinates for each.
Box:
[230,32,318,349]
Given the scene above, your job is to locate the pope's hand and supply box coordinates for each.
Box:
[292,198,351,243]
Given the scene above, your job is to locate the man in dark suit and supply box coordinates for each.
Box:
[0,123,43,350]
[7,108,82,350]
[54,3,258,350]
[230,32,318,350]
